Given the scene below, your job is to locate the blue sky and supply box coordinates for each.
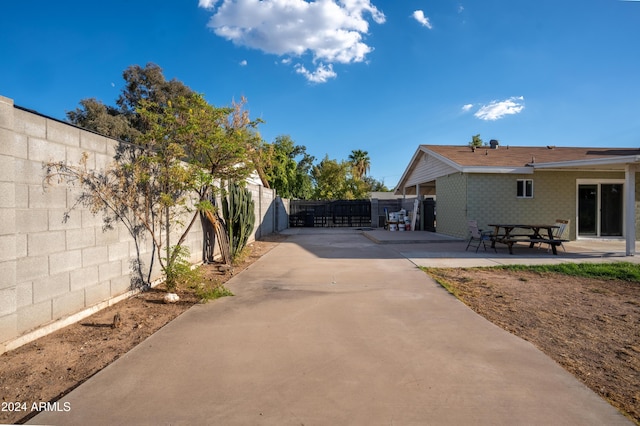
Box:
[1,1,639,188]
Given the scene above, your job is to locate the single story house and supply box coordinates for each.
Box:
[394,143,640,255]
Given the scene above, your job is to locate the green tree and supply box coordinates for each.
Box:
[262,135,315,199]
[51,87,262,290]
[310,153,387,200]
[295,150,315,199]
[186,96,262,187]
[348,149,370,180]
[343,176,387,199]
[311,156,351,200]
[58,72,203,289]
[66,63,193,143]
[136,93,263,285]
[468,134,484,148]
[345,177,369,199]
[125,96,205,291]
[66,98,136,142]
[117,63,193,118]
[363,176,389,192]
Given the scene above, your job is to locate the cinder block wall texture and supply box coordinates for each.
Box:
[467,171,626,241]
[435,173,468,239]
[434,170,635,240]
[0,95,287,352]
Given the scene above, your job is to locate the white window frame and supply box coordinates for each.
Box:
[575,179,625,239]
[516,179,534,198]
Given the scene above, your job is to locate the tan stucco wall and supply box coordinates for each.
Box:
[434,173,468,238]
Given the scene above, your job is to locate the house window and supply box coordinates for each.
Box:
[517,179,533,198]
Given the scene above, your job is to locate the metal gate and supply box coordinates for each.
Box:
[289,200,371,228]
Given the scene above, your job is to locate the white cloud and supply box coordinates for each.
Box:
[458,5,465,13]
[295,63,337,83]
[239,59,247,66]
[199,0,385,82]
[461,103,473,112]
[412,10,432,29]
[474,96,525,121]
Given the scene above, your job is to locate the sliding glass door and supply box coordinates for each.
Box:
[577,181,623,237]
[578,184,597,236]
[600,184,623,236]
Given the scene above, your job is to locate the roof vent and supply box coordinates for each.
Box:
[489,139,499,149]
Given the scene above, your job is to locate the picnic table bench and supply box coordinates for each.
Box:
[488,224,569,255]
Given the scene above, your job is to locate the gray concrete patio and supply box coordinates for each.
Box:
[359,228,640,268]
[30,228,633,425]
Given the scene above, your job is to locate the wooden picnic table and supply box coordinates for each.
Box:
[488,224,565,255]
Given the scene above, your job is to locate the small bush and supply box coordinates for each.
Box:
[190,279,234,303]
[231,245,251,266]
[164,246,202,292]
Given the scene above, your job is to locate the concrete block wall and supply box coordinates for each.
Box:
[434,173,468,238]
[0,96,206,352]
[248,185,272,239]
[0,96,18,344]
[275,197,289,232]
[0,95,289,352]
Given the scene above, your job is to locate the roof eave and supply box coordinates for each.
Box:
[422,146,465,171]
[394,146,426,193]
[394,146,464,194]
[529,155,640,169]
[462,166,534,174]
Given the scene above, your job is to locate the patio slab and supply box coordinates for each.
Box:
[29,229,631,425]
[361,229,640,268]
[363,228,461,244]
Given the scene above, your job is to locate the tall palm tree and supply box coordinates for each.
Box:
[348,149,370,180]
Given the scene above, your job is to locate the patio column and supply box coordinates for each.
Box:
[625,164,637,256]
[414,184,422,230]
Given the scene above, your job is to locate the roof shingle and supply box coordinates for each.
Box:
[423,145,640,168]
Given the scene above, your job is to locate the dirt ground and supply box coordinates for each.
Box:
[425,267,640,424]
[0,236,284,425]
[2,239,639,425]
